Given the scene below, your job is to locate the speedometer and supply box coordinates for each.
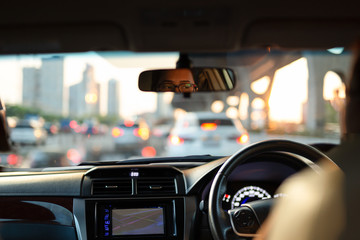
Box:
[231,186,271,209]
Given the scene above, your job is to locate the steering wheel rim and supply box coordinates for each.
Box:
[208,139,338,240]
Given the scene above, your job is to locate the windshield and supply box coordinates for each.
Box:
[0,50,351,168]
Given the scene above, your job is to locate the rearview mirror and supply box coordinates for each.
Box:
[138,68,235,93]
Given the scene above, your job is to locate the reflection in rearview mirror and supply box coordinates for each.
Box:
[138,68,235,93]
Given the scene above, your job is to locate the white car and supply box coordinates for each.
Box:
[10,121,47,146]
[166,112,249,156]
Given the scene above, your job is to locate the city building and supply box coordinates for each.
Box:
[107,79,120,116]
[22,68,40,109]
[69,64,100,117]
[22,56,64,115]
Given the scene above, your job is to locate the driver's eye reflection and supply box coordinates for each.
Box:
[157,82,196,93]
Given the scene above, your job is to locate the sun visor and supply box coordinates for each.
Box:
[242,19,360,49]
[0,24,127,54]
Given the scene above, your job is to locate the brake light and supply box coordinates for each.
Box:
[112,127,124,138]
[7,154,19,165]
[69,120,78,129]
[133,128,149,140]
[169,135,184,145]
[124,120,134,127]
[67,149,82,164]
[201,123,217,131]
[236,133,249,144]
[50,125,58,134]
[141,146,157,157]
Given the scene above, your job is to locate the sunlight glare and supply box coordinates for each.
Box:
[268,58,308,124]
[323,71,346,100]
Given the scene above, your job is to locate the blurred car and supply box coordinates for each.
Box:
[81,122,99,136]
[10,120,47,146]
[111,119,150,156]
[28,149,74,168]
[77,120,107,136]
[149,117,174,156]
[166,112,249,156]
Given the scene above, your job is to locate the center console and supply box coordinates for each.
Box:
[80,166,187,240]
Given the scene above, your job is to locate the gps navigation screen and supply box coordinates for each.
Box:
[111,208,165,235]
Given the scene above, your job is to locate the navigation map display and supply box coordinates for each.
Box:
[112,208,164,235]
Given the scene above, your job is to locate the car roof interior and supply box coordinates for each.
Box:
[1,0,360,54]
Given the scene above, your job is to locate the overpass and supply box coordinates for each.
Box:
[170,50,352,134]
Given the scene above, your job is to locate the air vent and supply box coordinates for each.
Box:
[92,179,132,195]
[137,177,177,195]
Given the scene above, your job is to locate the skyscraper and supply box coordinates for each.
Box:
[22,68,40,109]
[107,79,120,116]
[39,56,64,115]
[22,56,64,115]
[69,64,100,117]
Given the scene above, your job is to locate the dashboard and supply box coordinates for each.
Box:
[0,152,312,240]
[220,160,298,210]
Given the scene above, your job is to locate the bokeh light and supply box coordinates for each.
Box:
[226,107,238,119]
[211,100,225,113]
[226,96,239,106]
[251,76,271,95]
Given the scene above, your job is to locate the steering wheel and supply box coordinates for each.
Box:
[208,139,338,240]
